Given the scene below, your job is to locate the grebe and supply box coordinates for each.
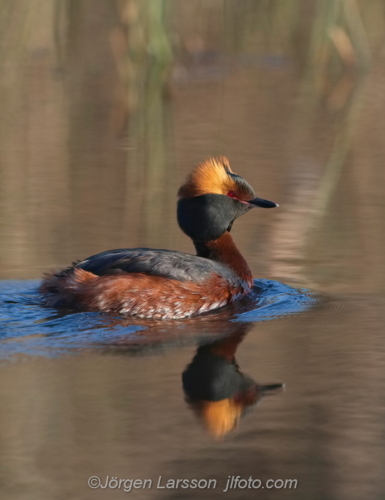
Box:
[183,323,283,438]
[40,157,277,319]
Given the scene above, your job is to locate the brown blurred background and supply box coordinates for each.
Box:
[0,0,384,294]
[1,2,385,500]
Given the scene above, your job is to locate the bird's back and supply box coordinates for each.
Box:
[74,248,239,284]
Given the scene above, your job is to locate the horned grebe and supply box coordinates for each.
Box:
[40,157,277,319]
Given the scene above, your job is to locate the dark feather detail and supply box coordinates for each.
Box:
[75,247,239,285]
[227,172,255,199]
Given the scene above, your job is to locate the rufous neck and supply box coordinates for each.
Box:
[194,232,253,287]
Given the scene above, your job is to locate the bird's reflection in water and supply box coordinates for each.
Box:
[53,306,284,439]
[182,323,283,439]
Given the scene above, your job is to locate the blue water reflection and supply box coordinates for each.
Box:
[0,279,314,360]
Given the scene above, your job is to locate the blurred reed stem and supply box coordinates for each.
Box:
[118,0,174,245]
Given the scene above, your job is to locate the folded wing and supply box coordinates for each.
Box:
[75,248,237,284]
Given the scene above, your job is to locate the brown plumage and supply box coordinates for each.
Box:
[40,266,243,320]
[40,157,278,319]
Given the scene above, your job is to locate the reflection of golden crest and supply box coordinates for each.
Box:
[183,326,283,439]
[200,399,243,439]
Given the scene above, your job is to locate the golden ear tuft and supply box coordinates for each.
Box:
[216,156,233,173]
[178,156,236,199]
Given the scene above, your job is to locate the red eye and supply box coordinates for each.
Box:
[227,191,236,198]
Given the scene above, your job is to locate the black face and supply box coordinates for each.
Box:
[177,194,253,242]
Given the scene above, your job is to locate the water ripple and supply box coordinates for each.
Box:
[0,279,315,360]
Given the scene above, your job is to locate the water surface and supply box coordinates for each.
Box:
[1,1,385,499]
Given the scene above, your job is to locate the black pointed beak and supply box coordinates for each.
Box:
[248,197,279,208]
[259,383,285,394]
